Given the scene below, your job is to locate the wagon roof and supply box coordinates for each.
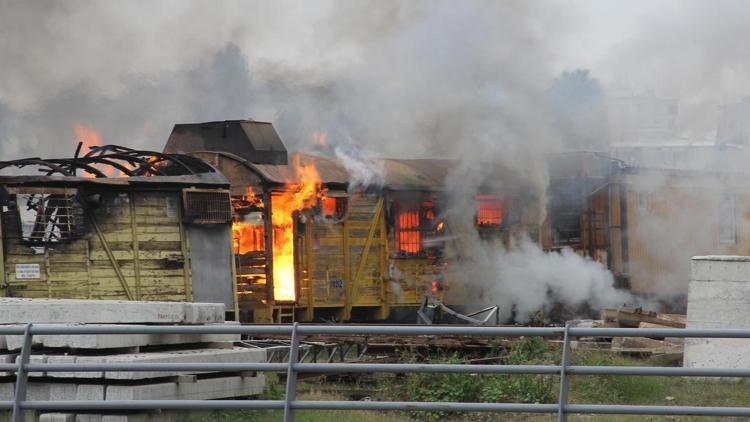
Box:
[249,153,455,191]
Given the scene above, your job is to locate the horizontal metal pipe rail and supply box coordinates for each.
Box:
[4,323,750,421]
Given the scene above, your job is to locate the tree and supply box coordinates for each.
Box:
[547,69,608,151]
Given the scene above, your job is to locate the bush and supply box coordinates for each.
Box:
[385,338,559,420]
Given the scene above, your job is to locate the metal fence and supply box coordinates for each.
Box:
[3,323,750,422]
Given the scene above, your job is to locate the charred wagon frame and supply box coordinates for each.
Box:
[0,146,236,311]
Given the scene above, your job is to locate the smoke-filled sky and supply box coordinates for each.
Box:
[6,0,740,318]
[1,0,747,159]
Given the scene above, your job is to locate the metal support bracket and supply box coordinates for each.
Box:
[557,323,572,422]
[12,323,33,422]
[283,322,301,422]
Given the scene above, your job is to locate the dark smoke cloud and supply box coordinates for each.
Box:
[0,0,579,158]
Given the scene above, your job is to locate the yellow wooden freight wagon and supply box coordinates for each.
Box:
[190,149,463,323]
[545,152,750,310]
[165,120,538,323]
[0,146,237,316]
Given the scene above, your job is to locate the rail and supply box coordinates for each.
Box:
[2,323,750,421]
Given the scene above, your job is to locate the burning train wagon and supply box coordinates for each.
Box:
[189,149,461,323]
[165,120,534,323]
[545,152,750,308]
[0,147,236,312]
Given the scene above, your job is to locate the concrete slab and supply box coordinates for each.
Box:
[691,255,750,282]
[5,324,239,351]
[34,347,265,380]
[76,385,104,401]
[0,353,17,376]
[16,355,47,377]
[101,348,266,380]
[39,414,75,422]
[75,414,103,422]
[97,412,214,422]
[183,303,227,324]
[101,416,150,422]
[46,355,79,379]
[0,382,77,401]
[106,375,265,400]
[0,299,224,325]
[49,383,78,401]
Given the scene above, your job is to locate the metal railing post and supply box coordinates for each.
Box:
[557,323,572,422]
[284,322,301,422]
[12,323,33,422]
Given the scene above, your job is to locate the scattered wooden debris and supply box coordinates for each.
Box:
[601,307,686,329]
[569,307,687,359]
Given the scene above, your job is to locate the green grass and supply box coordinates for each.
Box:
[195,340,750,422]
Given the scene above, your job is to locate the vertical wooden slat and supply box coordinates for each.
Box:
[0,208,6,297]
[379,199,389,320]
[129,192,142,300]
[176,193,192,301]
[345,197,383,320]
[304,219,314,321]
[343,200,351,319]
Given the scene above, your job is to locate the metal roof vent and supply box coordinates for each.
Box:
[164,120,288,165]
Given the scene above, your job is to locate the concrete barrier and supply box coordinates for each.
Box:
[685,256,750,369]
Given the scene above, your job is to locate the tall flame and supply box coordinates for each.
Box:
[73,124,103,178]
[271,157,324,302]
[73,124,103,151]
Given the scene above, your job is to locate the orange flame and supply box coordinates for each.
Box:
[232,189,265,255]
[73,124,104,178]
[397,210,421,254]
[476,195,503,226]
[271,157,324,302]
[314,132,328,148]
[233,222,265,255]
[73,124,103,151]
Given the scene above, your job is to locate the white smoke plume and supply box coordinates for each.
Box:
[3,0,735,319]
[333,146,385,192]
[469,236,638,322]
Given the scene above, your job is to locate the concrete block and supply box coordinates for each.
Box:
[691,256,750,282]
[16,355,47,377]
[75,415,103,422]
[49,383,78,401]
[27,382,52,400]
[72,356,105,379]
[0,382,13,400]
[0,353,18,376]
[686,256,750,369]
[76,385,104,401]
[0,382,77,402]
[106,375,265,401]
[46,355,79,379]
[101,416,149,422]
[3,333,43,353]
[0,299,224,325]
[39,414,75,422]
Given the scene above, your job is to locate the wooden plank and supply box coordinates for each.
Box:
[345,197,383,320]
